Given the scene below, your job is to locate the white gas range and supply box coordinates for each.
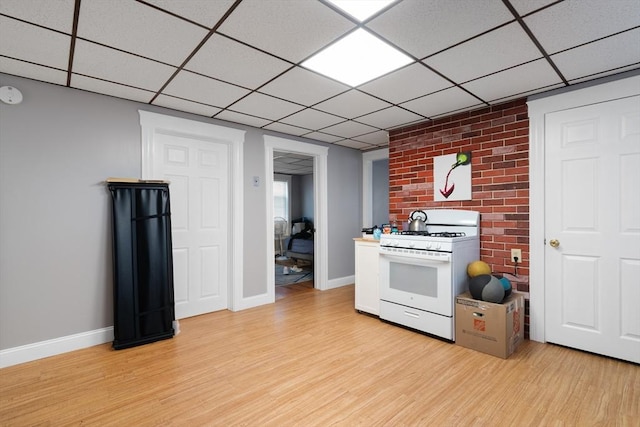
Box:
[378,209,480,341]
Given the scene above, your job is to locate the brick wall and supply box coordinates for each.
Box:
[388,98,530,333]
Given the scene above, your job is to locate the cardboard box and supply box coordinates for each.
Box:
[455,292,525,359]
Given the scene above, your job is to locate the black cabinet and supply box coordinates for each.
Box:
[108,181,175,350]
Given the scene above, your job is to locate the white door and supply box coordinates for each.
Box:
[152,133,230,319]
[544,95,640,363]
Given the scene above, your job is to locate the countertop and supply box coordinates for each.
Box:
[353,237,379,243]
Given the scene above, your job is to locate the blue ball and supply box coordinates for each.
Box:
[499,277,512,297]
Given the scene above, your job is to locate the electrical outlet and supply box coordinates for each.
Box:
[511,249,522,263]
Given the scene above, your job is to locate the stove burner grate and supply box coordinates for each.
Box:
[398,231,467,237]
[431,231,467,238]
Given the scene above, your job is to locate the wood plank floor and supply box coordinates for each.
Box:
[1,285,638,426]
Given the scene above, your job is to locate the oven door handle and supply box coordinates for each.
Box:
[379,251,451,263]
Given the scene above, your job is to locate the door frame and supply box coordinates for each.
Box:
[265,135,328,297]
[139,110,245,312]
[527,72,640,342]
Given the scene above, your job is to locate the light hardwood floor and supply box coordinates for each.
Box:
[1,285,638,426]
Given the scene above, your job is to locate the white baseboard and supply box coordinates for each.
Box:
[231,293,272,311]
[0,327,114,369]
[327,275,355,290]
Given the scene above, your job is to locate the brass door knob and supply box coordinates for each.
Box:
[550,239,560,248]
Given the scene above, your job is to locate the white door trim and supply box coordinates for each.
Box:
[265,136,329,298]
[527,74,640,343]
[138,110,245,312]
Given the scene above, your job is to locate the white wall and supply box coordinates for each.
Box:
[0,73,362,354]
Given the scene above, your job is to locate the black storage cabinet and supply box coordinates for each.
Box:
[108,181,175,350]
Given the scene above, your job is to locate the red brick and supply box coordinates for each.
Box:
[388,98,531,318]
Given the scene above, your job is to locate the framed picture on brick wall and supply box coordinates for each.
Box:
[434,152,472,201]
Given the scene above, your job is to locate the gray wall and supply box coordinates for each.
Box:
[372,159,389,227]
[300,174,314,220]
[289,174,314,222]
[327,149,362,280]
[290,175,302,220]
[0,73,362,350]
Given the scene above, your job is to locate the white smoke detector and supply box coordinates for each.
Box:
[0,86,23,105]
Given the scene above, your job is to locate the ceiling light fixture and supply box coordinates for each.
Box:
[302,28,413,87]
[326,0,397,22]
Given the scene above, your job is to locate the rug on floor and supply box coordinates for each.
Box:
[275,263,313,286]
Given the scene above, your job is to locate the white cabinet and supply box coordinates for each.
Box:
[354,239,379,315]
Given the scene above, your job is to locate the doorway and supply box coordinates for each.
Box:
[272,161,315,294]
[265,135,328,302]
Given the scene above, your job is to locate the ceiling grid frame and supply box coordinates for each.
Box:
[0,0,638,151]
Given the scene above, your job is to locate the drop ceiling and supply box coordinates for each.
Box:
[1,0,639,152]
[274,151,313,175]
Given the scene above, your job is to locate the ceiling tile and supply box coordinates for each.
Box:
[185,34,292,89]
[524,0,640,55]
[73,40,177,92]
[214,110,272,128]
[0,57,67,86]
[153,94,222,117]
[0,0,75,33]
[264,122,310,136]
[77,0,208,66]
[551,29,640,81]
[274,152,314,175]
[367,0,513,59]
[568,65,640,85]
[508,0,558,16]
[145,0,237,29]
[352,130,389,145]
[274,165,313,175]
[334,139,375,150]
[228,92,304,121]
[259,66,349,106]
[359,63,451,104]
[162,70,250,108]
[320,120,378,138]
[462,59,563,102]
[424,22,542,83]
[280,108,345,130]
[400,87,482,118]
[355,106,424,129]
[71,75,155,103]
[315,89,391,119]
[482,83,565,105]
[217,0,355,63]
[0,17,70,70]
[275,152,312,161]
[303,132,344,143]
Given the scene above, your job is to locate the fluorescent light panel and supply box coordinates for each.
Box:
[327,0,396,22]
[302,28,413,87]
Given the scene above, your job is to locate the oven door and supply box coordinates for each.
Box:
[379,250,453,316]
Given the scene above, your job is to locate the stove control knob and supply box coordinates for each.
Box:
[425,242,432,249]
[392,240,399,247]
[408,242,415,248]
[434,242,442,250]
